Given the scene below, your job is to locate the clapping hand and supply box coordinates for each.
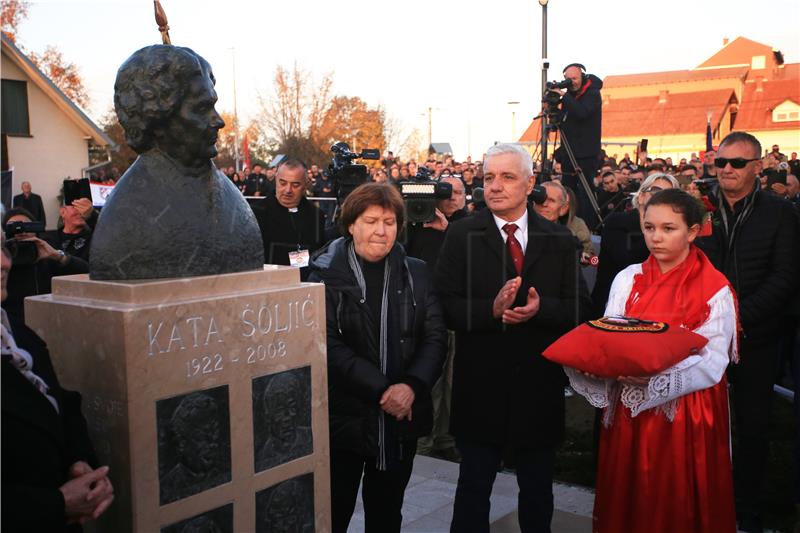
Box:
[502,287,540,325]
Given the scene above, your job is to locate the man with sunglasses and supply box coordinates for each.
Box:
[696,131,800,533]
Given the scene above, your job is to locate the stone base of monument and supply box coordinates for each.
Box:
[25,267,330,533]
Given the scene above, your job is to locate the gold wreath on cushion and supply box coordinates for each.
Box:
[586,317,669,334]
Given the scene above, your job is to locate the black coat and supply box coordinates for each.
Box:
[404,209,469,275]
[308,238,447,456]
[696,188,800,343]
[591,210,648,316]
[1,314,96,533]
[557,74,603,160]
[434,208,592,450]
[13,192,46,226]
[253,195,326,281]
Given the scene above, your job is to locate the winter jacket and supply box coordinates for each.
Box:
[308,237,447,456]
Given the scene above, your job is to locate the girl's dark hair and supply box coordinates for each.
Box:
[645,188,705,227]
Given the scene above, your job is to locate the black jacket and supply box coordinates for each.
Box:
[696,187,800,343]
[591,210,648,316]
[13,193,46,226]
[5,255,89,323]
[2,314,96,533]
[434,207,591,450]
[557,74,603,160]
[308,238,447,456]
[404,209,469,274]
[253,195,326,281]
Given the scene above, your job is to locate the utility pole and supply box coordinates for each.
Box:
[427,106,433,150]
[508,101,520,141]
[539,0,549,181]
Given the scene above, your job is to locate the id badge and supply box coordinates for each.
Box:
[288,249,310,268]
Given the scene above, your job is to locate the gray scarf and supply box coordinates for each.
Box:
[347,240,392,470]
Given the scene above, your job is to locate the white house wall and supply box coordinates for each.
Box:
[2,51,91,229]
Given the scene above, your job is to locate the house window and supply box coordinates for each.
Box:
[1,79,30,136]
[772,100,800,123]
[751,55,766,70]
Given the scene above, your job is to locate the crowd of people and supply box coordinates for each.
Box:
[3,127,799,533]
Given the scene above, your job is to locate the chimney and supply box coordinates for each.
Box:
[658,90,669,104]
[723,37,729,46]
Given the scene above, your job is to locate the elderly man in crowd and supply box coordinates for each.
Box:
[696,131,800,533]
[253,158,326,281]
[12,181,46,226]
[533,181,595,260]
[436,143,590,533]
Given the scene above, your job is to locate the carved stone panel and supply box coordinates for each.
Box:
[255,474,315,533]
[253,366,313,473]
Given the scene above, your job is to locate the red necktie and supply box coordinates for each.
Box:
[503,223,524,275]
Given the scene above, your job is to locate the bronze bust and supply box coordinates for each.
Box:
[89,45,264,280]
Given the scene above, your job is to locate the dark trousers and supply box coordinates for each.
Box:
[560,156,600,230]
[451,439,555,533]
[330,441,416,533]
[729,339,782,522]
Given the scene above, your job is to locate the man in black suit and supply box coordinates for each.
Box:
[12,181,46,226]
[253,158,326,281]
[435,143,591,533]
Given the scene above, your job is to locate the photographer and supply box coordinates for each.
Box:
[551,63,603,230]
[3,208,89,322]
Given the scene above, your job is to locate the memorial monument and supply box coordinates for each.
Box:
[24,3,330,531]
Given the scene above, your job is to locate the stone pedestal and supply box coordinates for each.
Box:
[25,267,330,533]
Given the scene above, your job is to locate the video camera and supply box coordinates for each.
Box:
[4,220,45,266]
[327,141,380,202]
[542,79,571,118]
[399,167,452,225]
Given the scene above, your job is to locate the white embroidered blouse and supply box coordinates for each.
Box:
[566,263,737,421]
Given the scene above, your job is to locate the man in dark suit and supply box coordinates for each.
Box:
[435,144,591,533]
[253,158,326,281]
[12,181,46,226]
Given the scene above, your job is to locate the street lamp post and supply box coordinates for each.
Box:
[539,0,549,182]
[508,101,520,141]
[230,47,241,172]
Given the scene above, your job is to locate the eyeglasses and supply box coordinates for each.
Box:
[714,157,759,169]
[642,186,664,193]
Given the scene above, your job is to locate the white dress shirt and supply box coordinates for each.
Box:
[493,210,528,252]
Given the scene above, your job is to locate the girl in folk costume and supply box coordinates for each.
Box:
[567,189,738,533]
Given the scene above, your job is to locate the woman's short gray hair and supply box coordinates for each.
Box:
[484,143,534,178]
[632,172,680,209]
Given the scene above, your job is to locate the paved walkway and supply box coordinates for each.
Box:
[349,454,594,532]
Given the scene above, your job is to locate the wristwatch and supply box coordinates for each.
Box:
[55,249,67,264]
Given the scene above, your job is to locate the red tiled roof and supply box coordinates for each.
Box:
[734,78,800,131]
[603,66,748,89]
[601,89,737,137]
[697,36,772,69]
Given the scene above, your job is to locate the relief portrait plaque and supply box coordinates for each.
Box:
[156,386,232,505]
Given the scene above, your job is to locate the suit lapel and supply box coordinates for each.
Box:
[521,207,547,277]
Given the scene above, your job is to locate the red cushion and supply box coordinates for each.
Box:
[542,317,709,378]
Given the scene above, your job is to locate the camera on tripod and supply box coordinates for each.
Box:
[4,220,45,266]
[399,167,452,225]
[327,141,380,202]
[542,79,571,117]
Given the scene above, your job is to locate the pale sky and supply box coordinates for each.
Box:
[15,0,800,161]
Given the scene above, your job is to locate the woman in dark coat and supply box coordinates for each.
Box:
[308,183,447,533]
[1,237,114,532]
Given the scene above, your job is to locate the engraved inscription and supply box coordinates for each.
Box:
[156,387,232,505]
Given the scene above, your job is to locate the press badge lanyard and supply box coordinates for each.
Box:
[287,208,310,268]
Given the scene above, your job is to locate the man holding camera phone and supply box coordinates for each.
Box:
[550,63,603,230]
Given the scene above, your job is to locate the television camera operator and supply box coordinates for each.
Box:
[549,63,603,230]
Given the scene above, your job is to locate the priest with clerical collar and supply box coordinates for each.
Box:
[252,158,326,281]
